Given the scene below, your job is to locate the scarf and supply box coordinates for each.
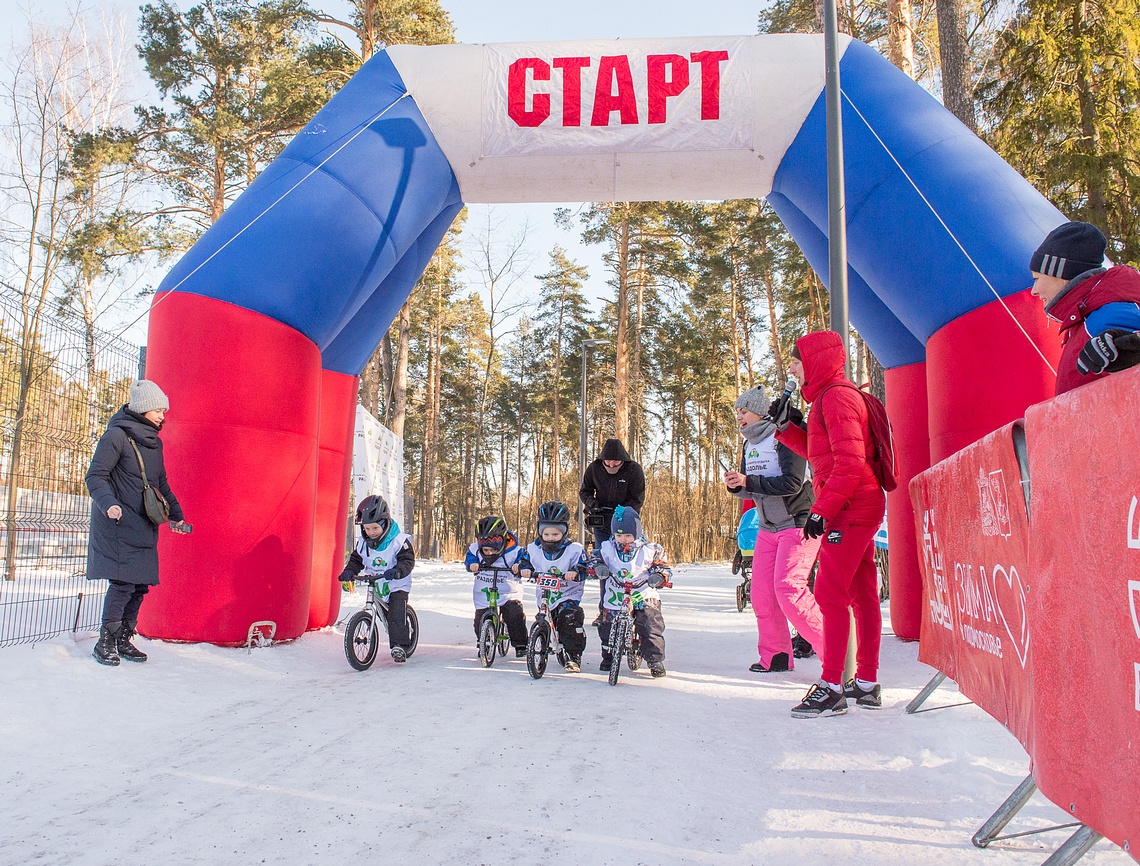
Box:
[741,417,776,445]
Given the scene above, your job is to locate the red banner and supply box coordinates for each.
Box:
[1025,367,1140,857]
[910,422,1034,749]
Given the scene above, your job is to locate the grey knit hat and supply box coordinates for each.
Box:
[735,387,770,417]
[129,380,169,414]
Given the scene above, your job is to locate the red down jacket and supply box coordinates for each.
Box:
[776,330,885,526]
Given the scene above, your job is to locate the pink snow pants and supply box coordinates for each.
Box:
[750,527,825,669]
[813,520,881,685]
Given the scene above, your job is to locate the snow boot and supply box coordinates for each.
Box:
[844,679,882,709]
[93,622,121,666]
[749,652,790,673]
[791,681,848,718]
[391,646,407,664]
[791,634,815,659]
[117,622,148,663]
[650,661,667,678]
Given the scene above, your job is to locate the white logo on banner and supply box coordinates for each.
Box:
[978,467,1012,538]
[481,37,752,157]
[352,406,404,530]
[1129,496,1140,549]
[1129,580,1140,712]
[921,508,954,632]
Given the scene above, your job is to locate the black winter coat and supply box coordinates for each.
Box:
[579,459,646,512]
[85,407,184,585]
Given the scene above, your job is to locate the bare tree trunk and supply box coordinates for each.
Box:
[1074,1,1107,229]
[935,0,977,131]
[613,209,631,441]
[389,298,411,438]
[887,0,915,78]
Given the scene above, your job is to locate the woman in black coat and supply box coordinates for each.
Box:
[85,379,188,665]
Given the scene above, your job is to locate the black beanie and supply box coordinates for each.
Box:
[1029,221,1106,281]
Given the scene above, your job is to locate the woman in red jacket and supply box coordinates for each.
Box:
[775,330,886,718]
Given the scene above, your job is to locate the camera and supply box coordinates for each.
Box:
[586,510,610,529]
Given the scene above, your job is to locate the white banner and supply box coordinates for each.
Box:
[352,405,405,530]
[480,36,752,158]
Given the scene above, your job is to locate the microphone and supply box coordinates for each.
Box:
[768,380,799,421]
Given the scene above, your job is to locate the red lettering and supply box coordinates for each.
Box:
[591,55,638,127]
[689,50,729,120]
[646,54,690,124]
[552,57,591,126]
[507,57,550,127]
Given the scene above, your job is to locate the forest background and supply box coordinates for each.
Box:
[2,0,1137,561]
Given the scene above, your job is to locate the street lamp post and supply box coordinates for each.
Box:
[579,339,607,546]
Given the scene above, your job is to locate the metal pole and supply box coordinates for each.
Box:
[906,671,948,714]
[823,0,850,377]
[138,345,147,380]
[579,344,588,547]
[1041,826,1103,866]
[972,775,1038,848]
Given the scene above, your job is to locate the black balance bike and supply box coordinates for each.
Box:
[344,578,419,671]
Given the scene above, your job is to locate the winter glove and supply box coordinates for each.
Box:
[380,567,400,583]
[592,562,612,579]
[769,397,804,431]
[648,567,673,589]
[1077,329,1140,375]
[803,513,826,540]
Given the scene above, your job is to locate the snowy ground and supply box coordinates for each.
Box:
[1,562,1130,866]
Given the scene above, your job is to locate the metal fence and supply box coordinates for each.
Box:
[0,287,139,646]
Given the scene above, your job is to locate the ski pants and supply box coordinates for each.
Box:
[101,581,149,627]
[474,599,528,649]
[597,599,665,664]
[552,601,586,661]
[751,527,825,669]
[384,589,412,651]
[813,520,881,685]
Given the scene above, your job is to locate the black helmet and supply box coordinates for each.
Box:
[475,515,508,555]
[355,495,392,546]
[536,501,570,554]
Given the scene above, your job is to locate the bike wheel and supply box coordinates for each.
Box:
[526,623,549,680]
[478,615,497,667]
[404,605,420,658]
[344,611,379,671]
[736,582,747,613]
[608,620,627,686]
[628,634,643,672]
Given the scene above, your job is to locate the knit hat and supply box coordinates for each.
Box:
[129,379,169,414]
[610,505,643,539]
[1029,221,1107,281]
[734,387,770,417]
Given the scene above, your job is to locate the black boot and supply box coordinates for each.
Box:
[93,622,121,666]
[117,622,148,663]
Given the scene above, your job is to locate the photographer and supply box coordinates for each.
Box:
[579,438,645,616]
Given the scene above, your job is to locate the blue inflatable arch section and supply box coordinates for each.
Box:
[141,35,1067,645]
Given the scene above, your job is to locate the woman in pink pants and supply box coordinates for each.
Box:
[724,386,824,673]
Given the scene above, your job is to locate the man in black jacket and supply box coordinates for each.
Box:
[579,438,646,546]
[580,438,646,618]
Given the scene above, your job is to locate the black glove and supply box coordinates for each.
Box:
[1077,329,1140,375]
[648,567,673,588]
[769,396,804,431]
[380,567,400,583]
[803,513,826,540]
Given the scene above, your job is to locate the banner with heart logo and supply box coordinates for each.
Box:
[1025,368,1140,857]
[909,422,1033,749]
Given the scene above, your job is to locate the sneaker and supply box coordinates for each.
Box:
[791,681,848,718]
[391,646,407,664]
[591,611,604,627]
[844,679,882,708]
[749,652,791,673]
[515,646,527,658]
[599,657,612,672]
[650,661,667,678]
[792,634,815,659]
[564,659,581,673]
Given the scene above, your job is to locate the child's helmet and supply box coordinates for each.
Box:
[476,515,508,556]
[536,501,571,554]
[356,495,392,548]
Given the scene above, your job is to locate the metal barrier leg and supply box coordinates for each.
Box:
[906,671,947,714]
[972,775,1038,848]
[1040,826,1103,866]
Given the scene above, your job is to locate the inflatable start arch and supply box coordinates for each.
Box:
[139,34,1065,644]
